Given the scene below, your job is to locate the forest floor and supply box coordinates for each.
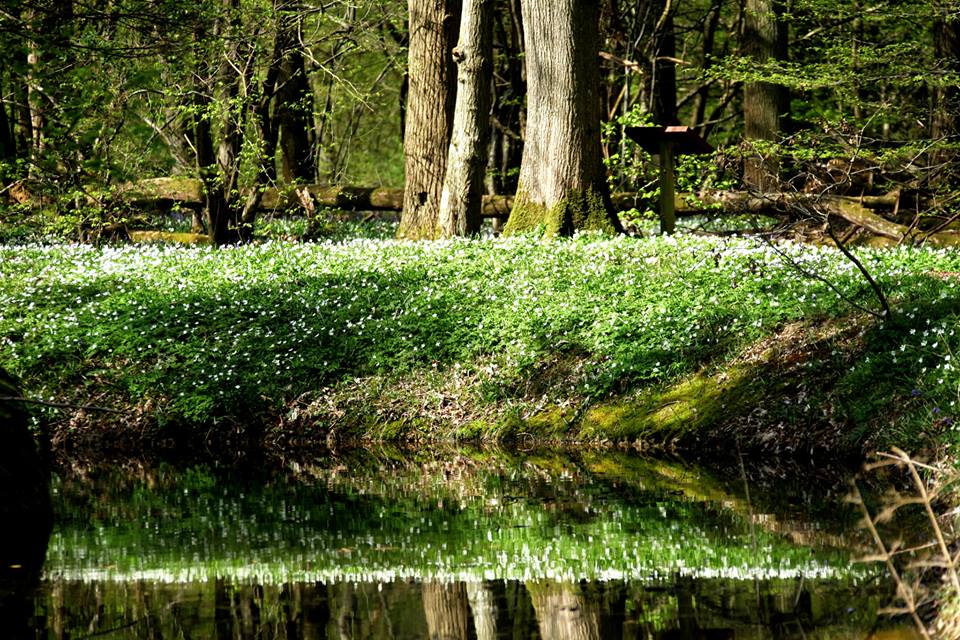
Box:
[2,231,960,463]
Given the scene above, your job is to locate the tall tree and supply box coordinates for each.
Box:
[399,0,462,240]
[438,0,493,237]
[528,581,600,640]
[504,0,621,235]
[422,581,469,640]
[192,0,246,246]
[274,0,315,184]
[741,0,788,190]
[931,7,960,178]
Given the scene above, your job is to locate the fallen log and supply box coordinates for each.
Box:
[128,230,211,245]
[116,178,904,219]
[821,197,960,247]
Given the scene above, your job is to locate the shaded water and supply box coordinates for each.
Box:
[17,449,918,638]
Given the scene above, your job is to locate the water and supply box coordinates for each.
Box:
[14,449,919,638]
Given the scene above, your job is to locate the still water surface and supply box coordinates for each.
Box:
[22,449,919,638]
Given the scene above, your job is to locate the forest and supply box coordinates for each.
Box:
[0,0,955,243]
[1,0,960,637]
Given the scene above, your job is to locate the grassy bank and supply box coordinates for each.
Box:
[2,233,959,458]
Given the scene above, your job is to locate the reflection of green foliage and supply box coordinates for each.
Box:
[46,453,871,584]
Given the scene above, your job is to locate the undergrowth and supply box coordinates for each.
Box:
[1,233,959,452]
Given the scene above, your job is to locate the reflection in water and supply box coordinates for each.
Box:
[26,450,922,638]
[0,371,52,639]
[28,577,920,639]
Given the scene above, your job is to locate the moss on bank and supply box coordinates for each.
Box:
[2,236,960,460]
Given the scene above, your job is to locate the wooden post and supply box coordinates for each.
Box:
[659,141,676,234]
[624,126,712,235]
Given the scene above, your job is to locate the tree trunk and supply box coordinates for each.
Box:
[652,3,678,126]
[275,1,315,184]
[422,582,470,640]
[439,0,493,237]
[742,0,789,191]
[399,0,462,240]
[505,0,621,235]
[0,73,14,172]
[466,582,498,640]
[931,12,960,176]
[528,581,600,640]
[195,0,246,246]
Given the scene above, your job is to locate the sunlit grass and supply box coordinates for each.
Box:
[1,233,959,445]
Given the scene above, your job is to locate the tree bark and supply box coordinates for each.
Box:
[528,581,600,640]
[422,581,470,640]
[0,73,14,171]
[742,0,789,191]
[439,0,493,237]
[274,1,315,184]
[505,0,621,235]
[652,1,678,126]
[399,0,462,240]
[931,12,960,176]
[466,582,498,640]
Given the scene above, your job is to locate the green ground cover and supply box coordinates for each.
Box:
[2,233,959,456]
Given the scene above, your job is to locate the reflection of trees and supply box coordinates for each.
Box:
[466,582,498,640]
[280,582,329,640]
[528,581,600,640]
[423,581,470,639]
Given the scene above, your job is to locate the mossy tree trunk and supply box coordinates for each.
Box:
[399,0,462,240]
[439,0,493,237]
[504,0,621,236]
[742,0,789,192]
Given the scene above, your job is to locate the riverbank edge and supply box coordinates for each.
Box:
[36,313,907,464]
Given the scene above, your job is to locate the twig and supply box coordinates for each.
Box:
[850,480,931,639]
[891,447,960,595]
[824,219,890,317]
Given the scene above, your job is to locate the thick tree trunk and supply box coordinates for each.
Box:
[528,581,600,640]
[439,0,493,237]
[505,0,621,235]
[399,0,462,240]
[422,582,469,640]
[742,0,789,191]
